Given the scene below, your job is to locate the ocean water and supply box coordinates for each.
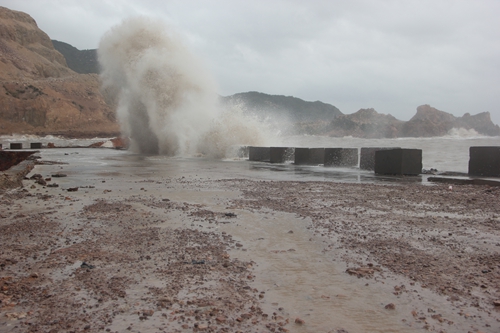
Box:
[2,132,499,185]
[282,133,500,173]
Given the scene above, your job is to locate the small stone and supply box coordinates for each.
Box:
[294,318,305,325]
[288,230,294,234]
[385,303,396,310]
[493,300,500,306]
[198,323,208,330]
[30,273,39,278]
[142,310,154,317]
[215,316,226,323]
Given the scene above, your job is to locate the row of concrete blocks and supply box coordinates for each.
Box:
[0,143,43,150]
[248,146,500,177]
[248,146,422,175]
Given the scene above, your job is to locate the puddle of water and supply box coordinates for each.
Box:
[218,210,420,333]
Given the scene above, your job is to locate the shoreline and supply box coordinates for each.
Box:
[0,150,499,332]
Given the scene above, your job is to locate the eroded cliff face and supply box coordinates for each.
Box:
[400,105,500,137]
[322,105,500,138]
[0,6,119,137]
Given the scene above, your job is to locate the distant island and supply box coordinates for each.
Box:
[0,6,498,138]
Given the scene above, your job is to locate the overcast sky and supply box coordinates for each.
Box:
[3,0,500,124]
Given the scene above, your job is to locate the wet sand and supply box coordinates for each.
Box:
[0,149,499,333]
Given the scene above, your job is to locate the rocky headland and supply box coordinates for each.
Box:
[295,104,499,138]
[0,6,119,138]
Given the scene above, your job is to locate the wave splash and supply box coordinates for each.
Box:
[98,17,267,157]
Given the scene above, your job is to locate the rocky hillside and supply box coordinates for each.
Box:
[0,6,119,137]
[325,108,403,138]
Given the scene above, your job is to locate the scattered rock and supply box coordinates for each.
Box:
[5,312,27,320]
[80,262,95,269]
[294,317,305,325]
[346,267,374,278]
[52,173,67,177]
[191,260,205,265]
[142,310,154,317]
[385,303,396,310]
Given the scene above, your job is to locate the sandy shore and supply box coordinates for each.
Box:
[0,150,499,333]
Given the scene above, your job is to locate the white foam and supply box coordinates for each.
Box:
[98,17,276,158]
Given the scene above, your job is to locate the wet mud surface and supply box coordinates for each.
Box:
[223,179,500,332]
[0,151,499,333]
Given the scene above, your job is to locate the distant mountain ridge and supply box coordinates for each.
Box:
[222,93,500,137]
[51,40,98,74]
[221,91,342,123]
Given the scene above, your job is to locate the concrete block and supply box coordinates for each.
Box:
[468,146,500,177]
[30,142,42,149]
[10,143,22,150]
[248,146,270,162]
[374,148,422,175]
[270,147,294,163]
[324,148,358,167]
[360,147,399,170]
[294,148,325,165]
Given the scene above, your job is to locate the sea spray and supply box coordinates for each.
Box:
[98,16,270,157]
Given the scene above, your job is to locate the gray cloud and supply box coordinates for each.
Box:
[2,0,500,124]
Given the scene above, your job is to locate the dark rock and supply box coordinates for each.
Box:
[80,262,94,269]
[385,303,396,310]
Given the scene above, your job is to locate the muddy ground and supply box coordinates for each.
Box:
[0,153,499,333]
